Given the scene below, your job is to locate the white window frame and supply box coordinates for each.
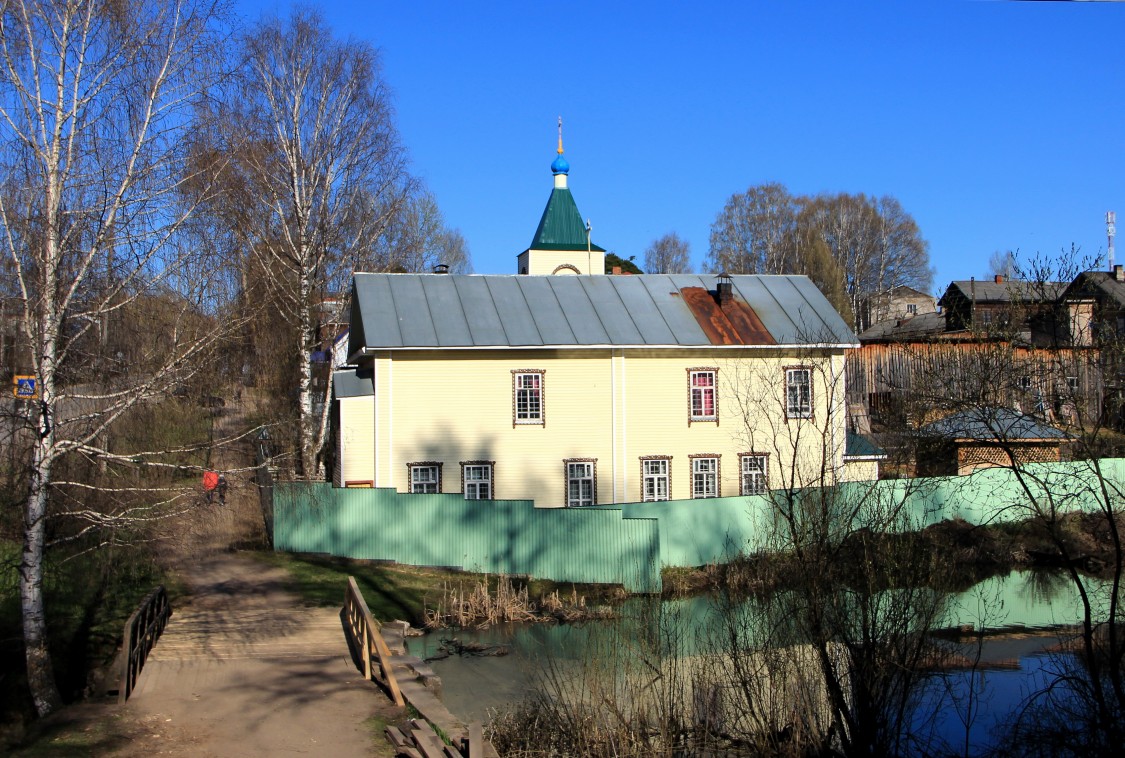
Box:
[785,367,812,419]
[692,457,719,499]
[641,458,671,502]
[1018,375,1032,391]
[689,369,718,422]
[462,462,493,500]
[513,370,544,425]
[1066,375,1080,394]
[566,460,595,507]
[906,303,918,315]
[409,463,441,494]
[740,454,768,496]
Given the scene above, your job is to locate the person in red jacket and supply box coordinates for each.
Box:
[203,470,219,503]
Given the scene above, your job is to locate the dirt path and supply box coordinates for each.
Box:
[110,552,401,757]
[17,400,402,757]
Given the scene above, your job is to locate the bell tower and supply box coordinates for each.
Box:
[516,118,605,275]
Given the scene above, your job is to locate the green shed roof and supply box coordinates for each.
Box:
[529,187,605,252]
[844,432,887,459]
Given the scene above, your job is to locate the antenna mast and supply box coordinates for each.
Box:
[1109,211,1117,270]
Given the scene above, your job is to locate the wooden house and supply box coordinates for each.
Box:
[849,275,1097,427]
[859,285,935,332]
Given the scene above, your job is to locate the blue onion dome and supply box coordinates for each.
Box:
[551,153,570,175]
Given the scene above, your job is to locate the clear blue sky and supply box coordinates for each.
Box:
[241,1,1125,293]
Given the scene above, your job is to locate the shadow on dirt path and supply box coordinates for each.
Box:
[15,394,401,757]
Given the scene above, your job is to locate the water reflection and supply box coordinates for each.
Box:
[1021,568,1071,606]
[411,570,1108,748]
[914,651,1081,756]
[943,570,1111,631]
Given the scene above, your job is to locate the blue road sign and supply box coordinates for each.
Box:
[13,376,38,399]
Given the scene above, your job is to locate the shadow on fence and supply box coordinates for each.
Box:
[270,459,1125,594]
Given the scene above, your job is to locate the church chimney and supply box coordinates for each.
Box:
[716,273,733,306]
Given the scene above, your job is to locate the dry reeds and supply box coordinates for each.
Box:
[423,576,611,629]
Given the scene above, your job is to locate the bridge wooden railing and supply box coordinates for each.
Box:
[117,585,172,703]
[344,576,405,706]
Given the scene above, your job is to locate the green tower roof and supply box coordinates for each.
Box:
[528,187,606,252]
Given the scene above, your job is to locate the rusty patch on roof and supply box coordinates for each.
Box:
[681,287,777,345]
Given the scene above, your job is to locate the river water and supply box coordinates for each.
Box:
[407,570,1110,752]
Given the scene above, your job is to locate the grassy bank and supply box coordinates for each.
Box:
[250,550,628,627]
[0,540,175,745]
[249,551,460,625]
[661,513,1124,597]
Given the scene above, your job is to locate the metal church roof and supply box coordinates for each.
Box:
[349,274,857,355]
[528,187,606,252]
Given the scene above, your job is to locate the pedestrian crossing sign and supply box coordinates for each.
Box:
[13,375,37,399]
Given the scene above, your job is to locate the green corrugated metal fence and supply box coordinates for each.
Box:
[609,496,770,569]
[274,459,1125,593]
[618,458,1125,568]
[273,485,662,593]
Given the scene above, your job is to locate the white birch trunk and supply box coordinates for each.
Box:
[297,268,317,477]
[219,10,409,480]
[2,0,232,716]
[21,241,62,714]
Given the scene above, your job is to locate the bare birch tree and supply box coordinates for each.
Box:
[643,232,692,274]
[988,249,1017,279]
[707,184,932,330]
[799,193,933,327]
[373,187,472,274]
[0,0,234,715]
[208,8,411,478]
[707,182,798,275]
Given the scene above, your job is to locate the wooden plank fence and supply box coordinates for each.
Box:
[344,576,405,707]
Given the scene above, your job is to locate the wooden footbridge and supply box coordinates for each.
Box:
[119,553,494,757]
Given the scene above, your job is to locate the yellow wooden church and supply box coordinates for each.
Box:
[332,133,877,506]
